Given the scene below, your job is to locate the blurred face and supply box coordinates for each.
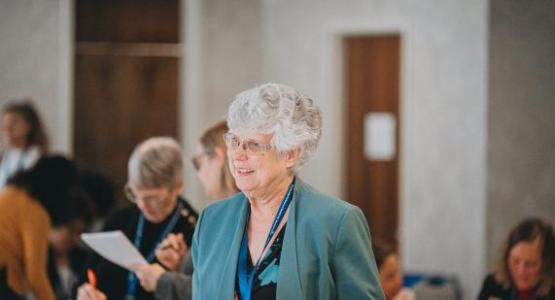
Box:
[508,240,543,291]
[1,112,30,148]
[379,254,403,299]
[193,143,225,201]
[226,130,295,200]
[127,184,181,223]
[50,225,73,254]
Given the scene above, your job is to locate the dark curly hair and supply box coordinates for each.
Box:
[7,155,77,225]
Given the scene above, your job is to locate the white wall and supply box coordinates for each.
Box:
[182,0,263,210]
[0,0,72,154]
[487,0,555,269]
[260,1,489,299]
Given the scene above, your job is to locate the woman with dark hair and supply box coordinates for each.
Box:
[0,155,77,300]
[478,218,555,300]
[0,100,49,187]
[372,241,414,300]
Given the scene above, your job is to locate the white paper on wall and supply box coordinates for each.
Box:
[364,112,396,161]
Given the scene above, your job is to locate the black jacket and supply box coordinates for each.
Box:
[74,197,197,300]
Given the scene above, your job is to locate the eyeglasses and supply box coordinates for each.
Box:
[124,184,170,205]
[223,132,273,155]
[191,152,210,171]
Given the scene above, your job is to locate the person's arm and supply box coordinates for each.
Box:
[21,208,55,300]
[330,206,386,300]
[191,210,205,300]
[154,271,192,300]
[77,283,107,300]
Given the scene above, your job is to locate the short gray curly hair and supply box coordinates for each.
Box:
[127,137,183,189]
[227,83,322,169]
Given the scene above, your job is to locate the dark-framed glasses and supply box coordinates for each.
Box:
[191,152,211,171]
[223,132,273,155]
[124,184,170,205]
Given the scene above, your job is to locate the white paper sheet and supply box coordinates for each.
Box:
[81,230,147,270]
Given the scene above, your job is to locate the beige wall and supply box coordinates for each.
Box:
[182,0,263,209]
[0,0,72,154]
[487,0,555,269]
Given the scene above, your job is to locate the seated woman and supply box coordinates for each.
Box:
[0,156,77,300]
[132,120,239,300]
[76,137,198,300]
[192,83,384,299]
[372,241,414,300]
[478,218,555,300]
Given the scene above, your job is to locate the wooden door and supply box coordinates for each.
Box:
[73,0,181,204]
[345,35,400,245]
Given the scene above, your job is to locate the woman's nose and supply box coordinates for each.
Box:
[231,144,248,160]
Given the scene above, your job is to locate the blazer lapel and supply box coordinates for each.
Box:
[276,180,304,299]
[218,194,249,298]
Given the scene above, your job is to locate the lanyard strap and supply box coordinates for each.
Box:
[237,178,295,300]
[126,199,184,298]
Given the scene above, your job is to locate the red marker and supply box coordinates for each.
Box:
[87,268,97,288]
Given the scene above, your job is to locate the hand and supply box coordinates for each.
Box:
[77,283,107,300]
[131,263,166,292]
[156,233,188,271]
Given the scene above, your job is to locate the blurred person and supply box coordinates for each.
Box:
[48,222,88,300]
[48,195,95,300]
[0,100,48,187]
[76,137,197,300]
[192,83,385,299]
[372,241,414,300]
[478,218,555,300]
[133,120,239,300]
[0,156,77,300]
[74,170,116,232]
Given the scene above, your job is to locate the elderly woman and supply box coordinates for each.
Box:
[132,121,239,300]
[76,137,198,300]
[478,218,555,300]
[192,83,385,299]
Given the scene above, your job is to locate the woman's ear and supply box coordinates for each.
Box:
[284,148,302,168]
[213,147,226,163]
[173,178,185,194]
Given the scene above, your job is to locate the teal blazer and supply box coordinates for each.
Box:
[192,179,385,300]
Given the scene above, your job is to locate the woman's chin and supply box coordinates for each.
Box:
[143,212,163,223]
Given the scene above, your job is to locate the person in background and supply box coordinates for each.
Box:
[76,137,198,300]
[372,241,414,300]
[133,120,239,300]
[0,100,48,187]
[478,218,555,300]
[192,83,384,299]
[75,170,116,232]
[48,170,115,300]
[0,156,77,300]
[48,222,88,300]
